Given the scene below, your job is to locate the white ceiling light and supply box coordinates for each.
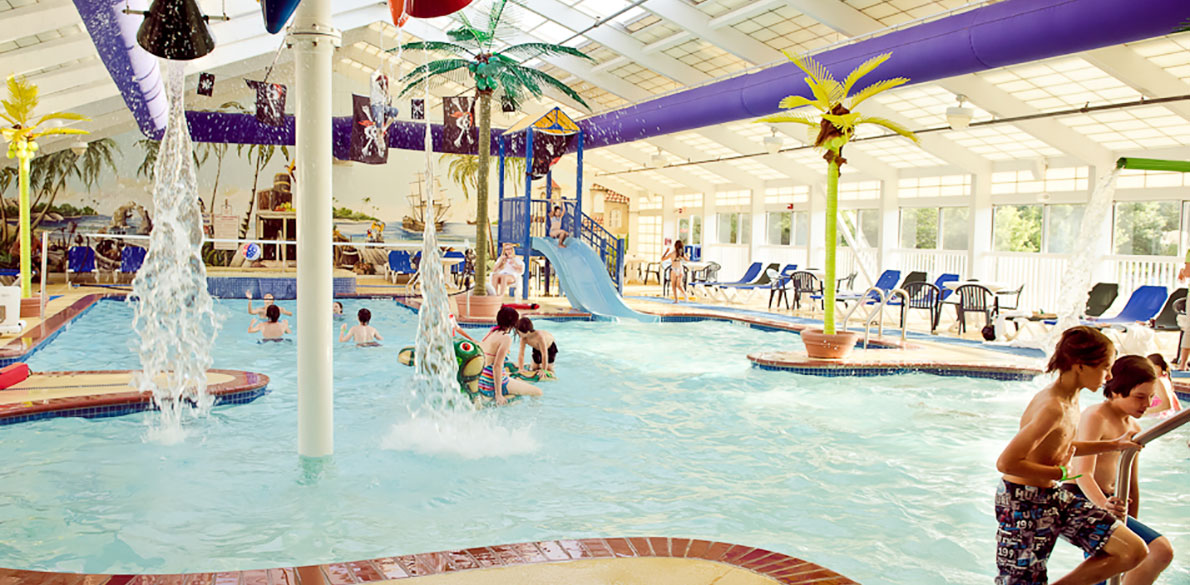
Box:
[763,127,783,155]
[70,141,88,157]
[651,147,665,168]
[1029,156,1049,181]
[946,94,973,131]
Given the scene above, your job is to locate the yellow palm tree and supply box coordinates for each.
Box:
[757,52,918,336]
[1,75,89,297]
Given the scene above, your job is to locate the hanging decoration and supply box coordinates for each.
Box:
[387,0,410,27]
[260,0,303,34]
[441,95,476,154]
[529,107,579,179]
[196,72,215,96]
[500,95,515,113]
[411,98,425,120]
[245,80,287,126]
[350,94,388,164]
[403,0,475,18]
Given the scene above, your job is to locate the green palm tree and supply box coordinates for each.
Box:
[757,52,918,335]
[440,153,525,200]
[200,102,249,215]
[392,0,595,296]
[235,143,289,239]
[1,75,90,297]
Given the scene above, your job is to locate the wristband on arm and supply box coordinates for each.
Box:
[1059,465,1083,482]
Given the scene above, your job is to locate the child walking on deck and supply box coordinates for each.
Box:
[994,326,1147,585]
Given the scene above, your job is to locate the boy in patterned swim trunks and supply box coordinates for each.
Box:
[994,326,1147,585]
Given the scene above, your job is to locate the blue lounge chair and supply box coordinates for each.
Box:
[1084,285,1168,326]
[714,262,781,302]
[118,246,147,281]
[830,269,901,306]
[935,273,960,301]
[706,262,762,287]
[385,250,415,283]
[66,246,96,286]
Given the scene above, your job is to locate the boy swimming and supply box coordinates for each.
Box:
[248,304,291,341]
[994,326,1147,585]
[247,290,293,317]
[339,308,383,347]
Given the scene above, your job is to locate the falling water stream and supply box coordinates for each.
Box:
[130,62,221,443]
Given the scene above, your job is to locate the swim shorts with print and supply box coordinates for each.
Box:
[995,479,1120,585]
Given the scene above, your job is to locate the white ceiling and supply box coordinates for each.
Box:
[3,0,1190,198]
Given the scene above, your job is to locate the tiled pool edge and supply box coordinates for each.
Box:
[0,537,858,585]
[0,369,271,426]
[0,294,115,367]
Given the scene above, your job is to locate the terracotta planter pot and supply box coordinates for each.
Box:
[19,295,41,319]
[456,293,502,321]
[801,328,860,360]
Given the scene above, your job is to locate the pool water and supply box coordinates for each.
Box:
[3,299,1188,584]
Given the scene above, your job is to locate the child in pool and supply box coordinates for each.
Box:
[1069,355,1173,585]
[477,306,542,406]
[994,326,1147,585]
[249,304,291,341]
[339,308,383,347]
[514,317,557,378]
[1144,354,1183,418]
[246,290,293,318]
[332,301,344,319]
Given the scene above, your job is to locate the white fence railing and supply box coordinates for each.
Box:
[1107,255,1182,302]
[893,249,968,280]
[984,252,1183,314]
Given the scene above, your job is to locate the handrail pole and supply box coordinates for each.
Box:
[880,287,910,341]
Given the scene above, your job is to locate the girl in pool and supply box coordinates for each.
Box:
[332,301,344,320]
[660,239,686,303]
[249,304,291,341]
[1145,353,1183,418]
[478,306,542,406]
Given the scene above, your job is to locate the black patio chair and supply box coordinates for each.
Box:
[643,261,662,285]
[790,270,823,311]
[1085,282,1119,317]
[900,271,928,287]
[899,281,942,333]
[954,283,996,335]
[835,270,857,293]
[1150,287,1187,331]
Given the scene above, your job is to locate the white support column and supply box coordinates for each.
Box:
[1088,164,1116,285]
[968,172,992,280]
[749,187,764,263]
[878,179,898,272]
[291,0,340,461]
[808,184,826,269]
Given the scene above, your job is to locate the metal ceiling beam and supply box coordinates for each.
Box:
[643,0,780,64]
[708,0,783,30]
[694,126,821,184]
[607,145,716,193]
[940,76,1115,168]
[0,33,96,78]
[859,101,992,175]
[646,136,765,191]
[782,0,882,37]
[0,0,81,46]
[1085,45,1190,123]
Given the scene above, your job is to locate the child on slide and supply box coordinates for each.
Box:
[548,205,569,248]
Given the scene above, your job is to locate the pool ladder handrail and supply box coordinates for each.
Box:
[841,286,884,339]
[1108,406,1190,585]
[866,288,910,348]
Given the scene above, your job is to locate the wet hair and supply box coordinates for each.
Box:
[553,205,562,213]
[1147,353,1169,375]
[358,308,371,325]
[1103,355,1158,399]
[266,304,280,323]
[674,239,684,256]
[496,306,519,331]
[515,317,534,334]
[1046,326,1114,373]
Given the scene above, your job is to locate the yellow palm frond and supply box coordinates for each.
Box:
[755,112,820,127]
[783,51,835,87]
[778,94,825,111]
[35,111,89,127]
[32,127,90,139]
[846,77,908,109]
[806,76,834,108]
[824,79,846,106]
[3,75,38,125]
[823,112,861,132]
[857,116,919,143]
[840,53,890,98]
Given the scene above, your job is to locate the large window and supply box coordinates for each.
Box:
[1114,201,1179,256]
[1045,204,1085,254]
[941,207,970,250]
[766,211,808,246]
[838,209,878,248]
[636,215,662,259]
[717,212,751,244]
[994,205,1043,252]
[678,215,701,245]
[900,208,938,249]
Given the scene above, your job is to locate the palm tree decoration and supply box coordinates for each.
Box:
[29,138,119,232]
[392,0,595,296]
[1,75,90,297]
[440,153,526,200]
[757,52,918,336]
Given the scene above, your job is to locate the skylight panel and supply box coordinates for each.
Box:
[729,159,785,181]
[647,172,684,188]
[1057,105,1190,151]
[530,21,575,44]
[977,57,1142,111]
[874,84,994,127]
[847,140,947,169]
[950,125,1063,160]
[686,166,729,184]
[843,0,959,27]
[735,5,842,54]
[573,0,629,19]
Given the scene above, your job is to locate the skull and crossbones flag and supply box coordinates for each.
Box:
[410,98,425,120]
[442,95,476,154]
[245,80,287,126]
[350,94,388,164]
[197,72,215,96]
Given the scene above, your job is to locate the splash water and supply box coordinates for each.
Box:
[1034,167,1121,353]
[130,62,221,443]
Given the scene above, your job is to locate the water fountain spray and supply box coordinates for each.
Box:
[130,3,220,440]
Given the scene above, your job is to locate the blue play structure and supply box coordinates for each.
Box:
[497,108,647,321]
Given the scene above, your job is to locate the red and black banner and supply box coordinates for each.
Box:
[530,132,576,180]
[442,95,476,154]
[245,80,287,126]
[350,94,388,164]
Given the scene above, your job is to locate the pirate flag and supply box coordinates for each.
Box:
[501,95,516,113]
[245,79,287,126]
[442,95,476,155]
[528,107,579,179]
[197,72,214,96]
[350,94,388,164]
[410,98,424,120]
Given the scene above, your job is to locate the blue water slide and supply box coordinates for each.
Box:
[531,237,657,323]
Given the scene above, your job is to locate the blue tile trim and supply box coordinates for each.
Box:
[751,361,1037,381]
[207,276,356,299]
[0,385,269,426]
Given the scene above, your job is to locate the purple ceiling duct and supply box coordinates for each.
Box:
[76,0,1189,152]
[574,0,1190,149]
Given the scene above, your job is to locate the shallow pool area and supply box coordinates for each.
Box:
[2,298,1188,584]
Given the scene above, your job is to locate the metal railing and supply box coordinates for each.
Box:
[498,196,624,292]
[841,286,884,343]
